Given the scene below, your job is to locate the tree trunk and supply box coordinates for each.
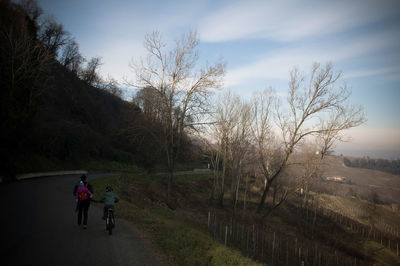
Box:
[243,174,249,211]
[167,171,173,204]
[257,179,272,213]
[257,153,290,213]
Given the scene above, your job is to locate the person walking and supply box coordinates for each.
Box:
[73,175,94,229]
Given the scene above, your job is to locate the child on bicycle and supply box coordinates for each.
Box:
[99,186,120,220]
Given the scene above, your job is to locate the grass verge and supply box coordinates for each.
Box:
[91,174,263,266]
[14,155,142,175]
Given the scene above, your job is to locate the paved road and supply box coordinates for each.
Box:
[1,174,161,266]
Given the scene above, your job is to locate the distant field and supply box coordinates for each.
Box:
[320,156,400,205]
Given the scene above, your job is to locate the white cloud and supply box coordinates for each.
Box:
[224,26,400,88]
[344,66,400,79]
[98,39,145,83]
[198,0,400,43]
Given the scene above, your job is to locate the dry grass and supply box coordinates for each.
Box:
[90,156,400,265]
[321,156,400,204]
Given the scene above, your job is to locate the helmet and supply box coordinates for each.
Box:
[80,175,87,182]
[106,186,113,192]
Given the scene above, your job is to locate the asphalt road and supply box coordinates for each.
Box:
[0,173,161,266]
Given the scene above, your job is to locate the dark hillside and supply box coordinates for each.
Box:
[0,0,145,177]
[38,63,137,153]
[15,62,144,173]
[0,0,200,179]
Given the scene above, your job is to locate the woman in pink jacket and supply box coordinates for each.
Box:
[75,181,93,229]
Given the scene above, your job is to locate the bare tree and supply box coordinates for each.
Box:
[80,56,102,86]
[133,86,163,121]
[251,89,289,214]
[298,99,366,206]
[129,30,225,203]
[256,62,365,213]
[210,91,238,207]
[59,38,83,73]
[208,90,254,210]
[38,15,69,57]
[204,143,220,201]
[18,0,42,21]
[102,75,124,98]
[229,98,253,211]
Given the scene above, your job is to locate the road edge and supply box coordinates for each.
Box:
[16,170,88,181]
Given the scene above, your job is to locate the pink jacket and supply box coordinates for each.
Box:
[75,186,93,200]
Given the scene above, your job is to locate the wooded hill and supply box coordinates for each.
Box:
[0,0,199,180]
[344,156,400,175]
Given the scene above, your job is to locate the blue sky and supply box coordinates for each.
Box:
[37,0,400,159]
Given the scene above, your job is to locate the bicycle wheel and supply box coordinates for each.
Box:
[106,213,112,235]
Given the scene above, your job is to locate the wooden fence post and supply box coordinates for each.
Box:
[314,245,317,266]
[236,223,239,244]
[335,250,338,266]
[286,238,289,266]
[252,225,255,257]
[247,227,250,254]
[272,232,275,266]
[299,247,301,265]
[224,226,228,246]
[230,218,233,236]
[261,232,264,262]
[214,213,217,238]
[242,224,245,248]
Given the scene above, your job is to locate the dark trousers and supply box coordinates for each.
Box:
[77,200,90,225]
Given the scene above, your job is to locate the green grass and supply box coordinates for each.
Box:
[80,158,142,172]
[149,162,207,173]
[91,174,262,266]
[14,154,142,175]
[174,173,213,183]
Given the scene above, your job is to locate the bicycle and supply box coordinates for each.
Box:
[105,207,115,235]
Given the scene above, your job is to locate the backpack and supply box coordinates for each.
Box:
[78,183,89,201]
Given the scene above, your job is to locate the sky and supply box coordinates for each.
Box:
[37,0,400,159]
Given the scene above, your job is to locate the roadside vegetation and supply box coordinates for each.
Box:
[91,173,262,266]
[91,168,400,266]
